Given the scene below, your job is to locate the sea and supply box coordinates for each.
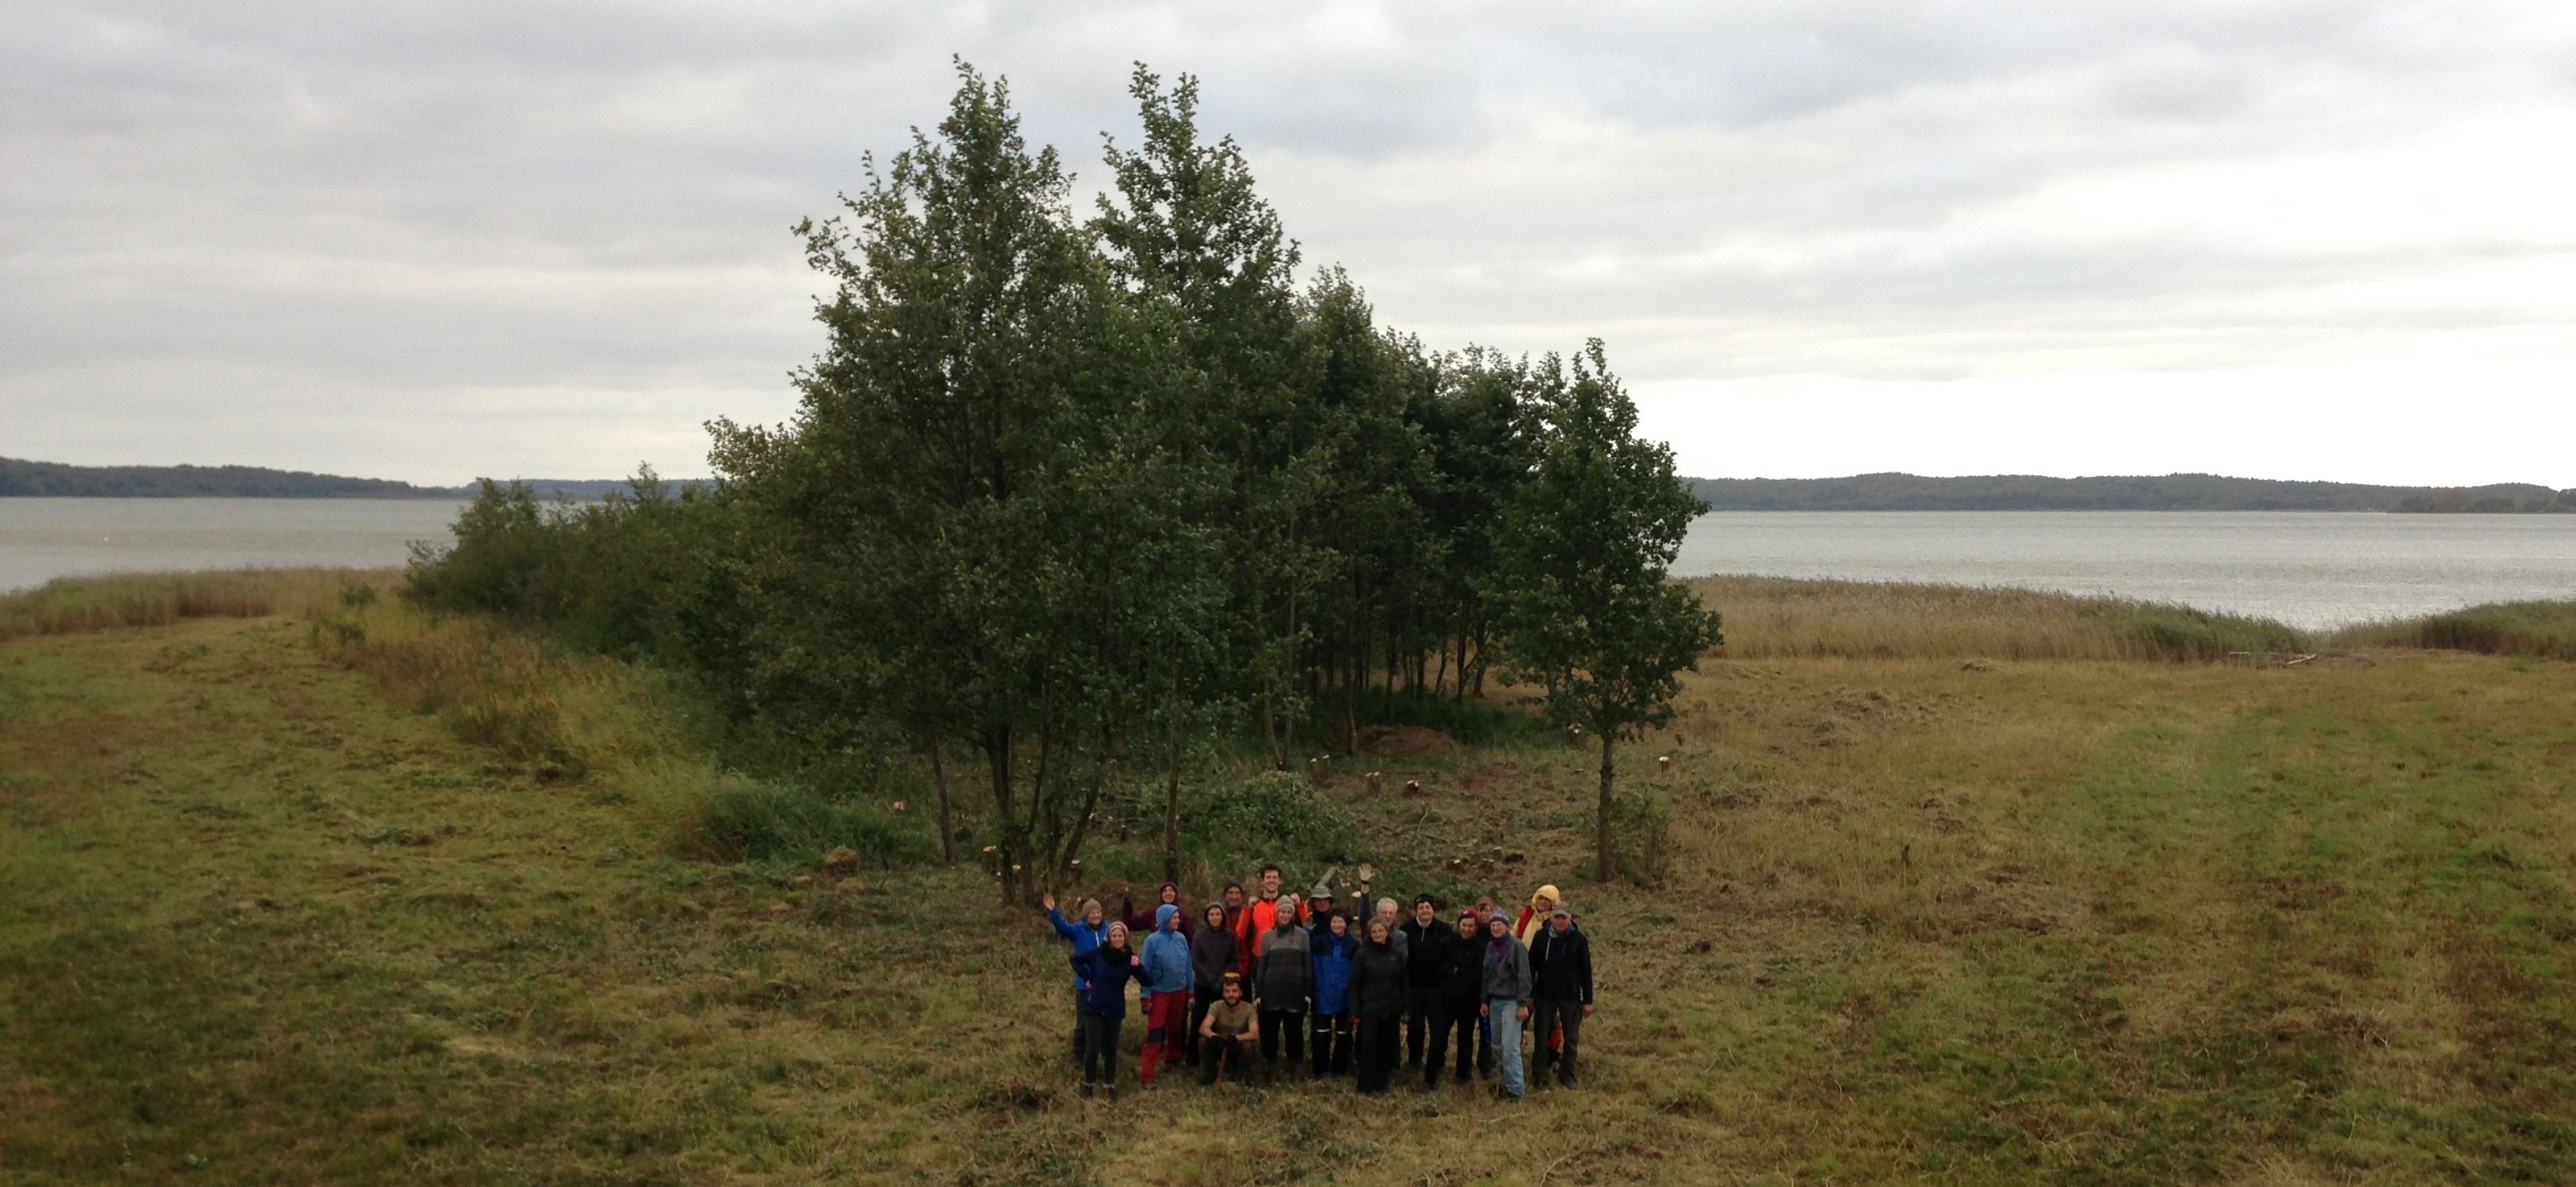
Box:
[4,500,2574,629]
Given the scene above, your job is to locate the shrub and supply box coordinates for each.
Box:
[1182,771,1361,868]
[1609,790,1675,887]
[680,777,935,868]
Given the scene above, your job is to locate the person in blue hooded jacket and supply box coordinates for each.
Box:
[1042,891,1109,1068]
[1138,904,1194,1086]
[1307,910,1358,1077]
[1071,920,1143,1098]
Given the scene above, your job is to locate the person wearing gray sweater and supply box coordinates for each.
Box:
[1479,911,1534,1101]
[1254,905,1313,1075]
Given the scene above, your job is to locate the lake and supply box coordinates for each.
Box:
[3,501,2573,629]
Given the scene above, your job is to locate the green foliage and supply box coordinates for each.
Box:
[1181,771,1361,868]
[1608,791,1675,888]
[2331,600,2576,660]
[680,778,935,868]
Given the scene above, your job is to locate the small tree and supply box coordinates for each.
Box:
[1487,341,1720,882]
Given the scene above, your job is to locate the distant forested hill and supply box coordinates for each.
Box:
[0,458,686,501]
[1688,473,2576,513]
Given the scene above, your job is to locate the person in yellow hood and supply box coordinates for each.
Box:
[1513,886,1561,945]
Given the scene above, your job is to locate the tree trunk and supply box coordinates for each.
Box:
[930,739,958,866]
[1162,724,1184,883]
[987,727,1021,906]
[1596,730,1618,883]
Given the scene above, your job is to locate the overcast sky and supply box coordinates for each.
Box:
[6,1,2574,486]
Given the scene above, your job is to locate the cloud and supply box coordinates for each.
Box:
[4,0,2574,484]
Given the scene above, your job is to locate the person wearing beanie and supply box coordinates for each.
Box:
[1253,895,1313,1074]
[1528,903,1595,1089]
[1070,920,1143,1098]
[1186,902,1237,1068]
[1350,916,1408,1094]
[1042,890,1109,1068]
[1308,910,1358,1077]
[1423,906,1484,1091]
[1139,904,1195,1086]
[1196,973,1260,1086]
[1120,881,1195,940]
[1479,912,1535,1102]
[1398,894,1447,1068]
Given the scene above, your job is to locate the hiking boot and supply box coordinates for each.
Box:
[1105,1084,1118,1102]
[1079,1082,1095,1098]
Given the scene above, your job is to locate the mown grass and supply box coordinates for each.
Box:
[5,572,2574,1184]
[2329,599,2576,660]
[1690,574,2316,660]
[0,567,395,642]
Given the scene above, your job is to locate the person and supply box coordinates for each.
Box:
[1042,891,1109,1067]
[1120,881,1194,939]
[1197,973,1260,1087]
[1423,906,1483,1091]
[1399,894,1445,1068]
[1307,909,1357,1077]
[1480,912,1534,1102]
[1139,903,1195,1086]
[1217,881,1249,943]
[1253,894,1312,1075]
[1350,917,1407,1094]
[1370,896,1409,965]
[1471,894,1500,1078]
[1186,902,1237,1068]
[1071,920,1143,1098]
[1237,864,1289,978]
[1528,903,1594,1088]
[1305,881,1339,932]
[1513,885,1561,944]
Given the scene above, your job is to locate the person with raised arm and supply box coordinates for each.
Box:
[1042,891,1109,1068]
[1070,920,1143,1098]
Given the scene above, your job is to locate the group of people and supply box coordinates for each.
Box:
[1040,864,1595,1102]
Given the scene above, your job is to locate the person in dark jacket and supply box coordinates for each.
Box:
[1398,894,1445,1068]
[1120,881,1194,939]
[1423,907,1483,1090]
[1253,901,1312,1074]
[1042,891,1109,1068]
[1350,917,1408,1094]
[1186,902,1237,1068]
[1307,911,1358,1077]
[1070,920,1143,1098]
[1528,903,1595,1087]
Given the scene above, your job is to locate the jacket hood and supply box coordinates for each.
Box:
[1155,903,1180,931]
[1159,881,1181,901]
[1530,885,1561,909]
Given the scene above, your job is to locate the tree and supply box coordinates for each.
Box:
[1486,341,1720,882]
[711,61,1209,905]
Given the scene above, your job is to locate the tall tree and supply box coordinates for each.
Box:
[1486,342,1720,882]
[712,60,1197,905]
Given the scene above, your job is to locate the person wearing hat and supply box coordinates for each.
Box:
[1479,911,1534,1102]
[1528,902,1595,1088]
[1304,880,1339,928]
[1398,894,1446,1068]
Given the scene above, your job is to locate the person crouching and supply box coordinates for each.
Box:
[1197,973,1260,1086]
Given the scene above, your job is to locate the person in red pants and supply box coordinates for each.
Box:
[1136,904,1195,1086]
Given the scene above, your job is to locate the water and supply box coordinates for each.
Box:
[3,501,2572,629]
[1673,511,2576,628]
[0,498,465,594]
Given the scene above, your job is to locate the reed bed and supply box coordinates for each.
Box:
[1687,573,2314,661]
[2327,599,2576,660]
[0,566,396,642]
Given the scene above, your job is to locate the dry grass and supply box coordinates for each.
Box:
[6,569,2574,1185]
[2328,599,2576,660]
[1690,574,2313,660]
[0,567,395,642]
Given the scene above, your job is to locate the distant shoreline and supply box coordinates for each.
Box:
[7,457,2570,512]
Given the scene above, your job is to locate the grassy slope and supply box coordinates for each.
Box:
[5,592,2575,1184]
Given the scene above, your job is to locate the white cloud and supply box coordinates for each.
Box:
[4,0,2574,484]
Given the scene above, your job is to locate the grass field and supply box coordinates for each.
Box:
[4,573,2573,1185]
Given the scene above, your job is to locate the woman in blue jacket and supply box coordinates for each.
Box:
[1042,892,1109,1068]
[1308,911,1358,1077]
[1071,920,1143,1098]
[1138,904,1195,1086]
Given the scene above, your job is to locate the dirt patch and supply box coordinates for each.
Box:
[1357,725,1460,754]
[1462,762,1509,794]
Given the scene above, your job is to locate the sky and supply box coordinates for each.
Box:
[6,1,2575,487]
